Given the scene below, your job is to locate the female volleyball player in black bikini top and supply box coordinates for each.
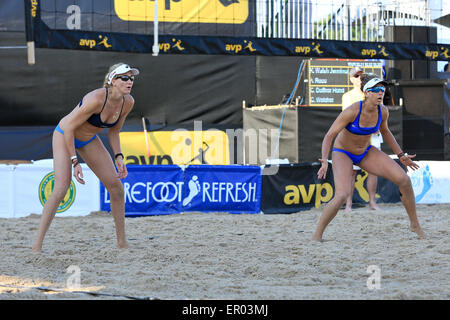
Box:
[32,63,139,252]
[312,73,425,241]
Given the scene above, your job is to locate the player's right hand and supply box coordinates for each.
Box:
[73,164,85,184]
[317,158,328,179]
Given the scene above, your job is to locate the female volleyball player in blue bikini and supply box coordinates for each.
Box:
[32,63,139,251]
[312,73,425,241]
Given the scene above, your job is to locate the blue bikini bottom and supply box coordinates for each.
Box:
[332,145,372,165]
[55,124,97,149]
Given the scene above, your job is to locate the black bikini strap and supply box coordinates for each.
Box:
[99,88,108,113]
[117,96,125,119]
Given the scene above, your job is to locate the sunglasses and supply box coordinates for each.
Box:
[115,75,134,82]
[352,74,360,78]
[367,86,385,93]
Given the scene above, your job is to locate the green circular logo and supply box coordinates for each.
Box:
[38,172,76,213]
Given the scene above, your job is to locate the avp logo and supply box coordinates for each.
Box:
[159,38,185,52]
[425,50,439,59]
[284,183,333,208]
[39,172,76,213]
[226,40,256,53]
[125,155,173,165]
[439,46,450,59]
[79,35,112,49]
[295,46,311,55]
[80,39,96,49]
[295,42,322,55]
[362,45,388,58]
[98,35,112,48]
[354,170,380,202]
[361,48,377,58]
[226,43,242,53]
[377,45,388,57]
[30,0,38,17]
[311,42,323,54]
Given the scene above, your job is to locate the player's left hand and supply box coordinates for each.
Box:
[399,153,419,171]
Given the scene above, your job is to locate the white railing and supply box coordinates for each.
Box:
[256,0,432,41]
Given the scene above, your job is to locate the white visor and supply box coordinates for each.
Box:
[363,78,387,92]
[108,64,139,84]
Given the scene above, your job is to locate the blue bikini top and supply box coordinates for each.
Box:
[345,101,382,135]
[79,88,124,128]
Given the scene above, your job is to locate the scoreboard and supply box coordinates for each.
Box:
[306,59,383,107]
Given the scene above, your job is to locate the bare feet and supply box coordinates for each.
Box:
[117,242,129,249]
[31,243,42,252]
[369,202,382,211]
[410,225,426,239]
[311,232,323,242]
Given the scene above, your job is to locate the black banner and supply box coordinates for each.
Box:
[261,163,334,214]
[28,19,450,61]
[261,163,401,214]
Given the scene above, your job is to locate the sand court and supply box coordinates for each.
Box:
[0,202,448,300]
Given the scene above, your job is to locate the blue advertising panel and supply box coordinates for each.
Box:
[182,165,262,214]
[100,165,262,216]
[100,165,183,216]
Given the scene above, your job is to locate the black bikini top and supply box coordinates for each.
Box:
[79,88,124,128]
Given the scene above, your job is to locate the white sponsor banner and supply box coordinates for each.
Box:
[408,161,450,204]
[0,159,99,218]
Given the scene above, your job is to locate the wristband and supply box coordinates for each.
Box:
[397,152,405,158]
[72,160,80,168]
[114,153,124,160]
[70,155,77,162]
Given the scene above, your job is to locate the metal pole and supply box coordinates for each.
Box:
[152,0,159,56]
[24,0,35,65]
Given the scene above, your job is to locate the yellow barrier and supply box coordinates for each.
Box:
[120,130,230,165]
[115,0,249,24]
